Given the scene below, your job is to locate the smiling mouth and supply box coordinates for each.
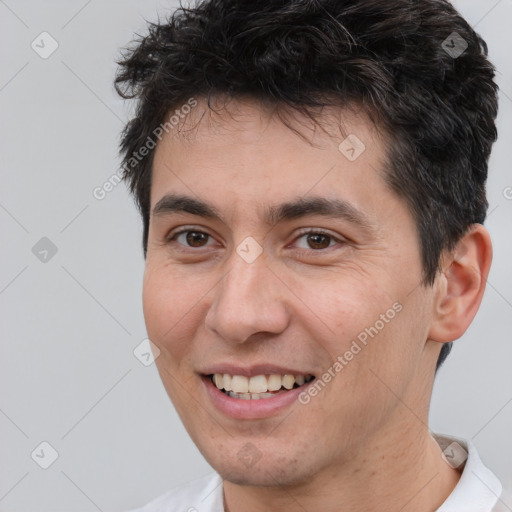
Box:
[208,373,315,400]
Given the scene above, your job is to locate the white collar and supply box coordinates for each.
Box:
[433,433,502,511]
[128,433,503,511]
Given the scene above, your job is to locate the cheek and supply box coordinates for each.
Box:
[340,291,432,407]
[307,278,415,406]
[142,266,208,411]
[142,264,205,361]
[306,277,397,351]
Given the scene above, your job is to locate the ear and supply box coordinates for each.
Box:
[428,224,493,343]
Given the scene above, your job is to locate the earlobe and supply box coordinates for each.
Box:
[428,224,493,343]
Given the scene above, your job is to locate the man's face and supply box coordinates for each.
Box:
[143,97,439,486]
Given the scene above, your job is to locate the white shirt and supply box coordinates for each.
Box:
[126,434,503,512]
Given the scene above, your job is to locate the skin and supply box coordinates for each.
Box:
[143,96,492,512]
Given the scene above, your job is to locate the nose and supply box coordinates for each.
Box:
[204,249,290,344]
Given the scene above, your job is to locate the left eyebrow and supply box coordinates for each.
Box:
[152,193,376,234]
[265,196,376,234]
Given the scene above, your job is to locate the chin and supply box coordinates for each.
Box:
[204,445,319,488]
[220,466,305,488]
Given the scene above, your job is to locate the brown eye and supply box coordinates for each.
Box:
[168,229,215,248]
[294,230,341,251]
[185,231,209,247]
[305,233,332,250]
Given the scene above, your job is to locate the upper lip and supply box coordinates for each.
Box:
[199,363,315,378]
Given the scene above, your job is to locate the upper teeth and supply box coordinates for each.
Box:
[212,374,312,393]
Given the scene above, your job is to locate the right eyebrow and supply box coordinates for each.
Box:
[152,194,224,222]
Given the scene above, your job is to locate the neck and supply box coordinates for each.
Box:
[223,412,461,512]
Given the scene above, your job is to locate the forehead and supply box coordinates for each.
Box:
[151,95,400,230]
[162,95,382,152]
[151,96,389,201]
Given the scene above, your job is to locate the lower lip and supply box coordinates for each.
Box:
[201,375,313,420]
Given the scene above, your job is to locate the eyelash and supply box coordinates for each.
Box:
[166,227,346,254]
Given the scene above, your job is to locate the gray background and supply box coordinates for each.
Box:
[0,0,511,510]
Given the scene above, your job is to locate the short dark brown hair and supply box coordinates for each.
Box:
[115,0,499,370]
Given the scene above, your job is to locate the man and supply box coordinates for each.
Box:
[115,0,503,510]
